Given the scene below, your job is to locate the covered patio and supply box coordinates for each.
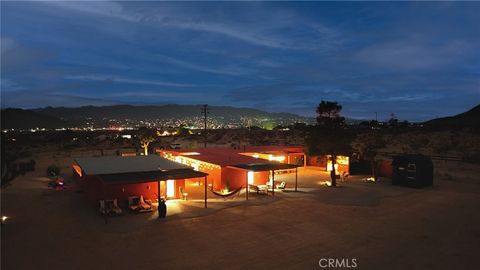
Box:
[73,155,210,218]
[99,168,209,210]
[227,162,301,199]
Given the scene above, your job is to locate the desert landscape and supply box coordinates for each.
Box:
[2,147,480,270]
[2,2,480,269]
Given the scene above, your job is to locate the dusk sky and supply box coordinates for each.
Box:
[1,1,479,121]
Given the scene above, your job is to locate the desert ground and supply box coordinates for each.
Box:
[2,150,480,270]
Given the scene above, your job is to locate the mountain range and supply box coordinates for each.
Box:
[1,105,311,129]
[1,104,478,130]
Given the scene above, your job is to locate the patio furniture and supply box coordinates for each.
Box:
[179,187,188,200]
[208,186,243,198]
[99,200,107,215]
[128,196,153,213]
[249,184,267,195]
[140,195,153,211]
[276,181,286,190]
[99,199,123,216]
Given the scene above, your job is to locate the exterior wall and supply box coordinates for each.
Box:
[221,167,269,189]
[104,181,160,206]
[199,166,222,190]
[78,174,192,207]
[221,167,246,189]
[286,153,305,166]
[307,155,328,169]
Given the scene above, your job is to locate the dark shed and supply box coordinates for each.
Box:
[392,154,433,188]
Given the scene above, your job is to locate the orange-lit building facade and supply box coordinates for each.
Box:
[157,146,308,190]
[158,146,350,188]
[72,156,207,206]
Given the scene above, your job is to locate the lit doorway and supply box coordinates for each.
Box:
[166,180,175,198]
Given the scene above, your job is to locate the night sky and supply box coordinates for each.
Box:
[1,1,479,121]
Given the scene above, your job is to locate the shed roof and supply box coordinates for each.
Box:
[74,155,193,175]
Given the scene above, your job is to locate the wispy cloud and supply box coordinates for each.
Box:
[64,74,196,87]
[355,39,473,70]
[156,55,251,76]
[42,1,340,51]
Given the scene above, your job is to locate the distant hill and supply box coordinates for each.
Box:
[423,104,480,130]
[34,104,306,121]
[1,108,66,129]
[1,105,311,129]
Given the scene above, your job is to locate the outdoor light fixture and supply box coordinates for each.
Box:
[1,216,8,225]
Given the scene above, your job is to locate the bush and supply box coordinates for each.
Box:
[46,165,61,177]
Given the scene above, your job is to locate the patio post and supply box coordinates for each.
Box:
[271,170,275,196]
[157,180,161,219]
[295,167,298,192]
[246,172,249,200]
[204,175,207,208]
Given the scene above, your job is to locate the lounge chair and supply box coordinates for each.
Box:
[128,196,152,213]
[108,199,123,215]
[139,195,153,211]
[276,181,286,190]
[99,199,123,215]
[99,200,107,215]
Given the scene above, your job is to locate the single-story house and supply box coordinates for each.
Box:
[156,146,301,191]
[72,155,208,206]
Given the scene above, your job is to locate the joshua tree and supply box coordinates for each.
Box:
[137,127,156,156]
[306,101,351,187]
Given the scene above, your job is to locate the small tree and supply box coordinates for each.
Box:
[137,127,156,156]
[306,101,351,187]
[351,131,386,181]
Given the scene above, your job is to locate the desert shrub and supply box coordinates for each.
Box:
[46,165,61,177]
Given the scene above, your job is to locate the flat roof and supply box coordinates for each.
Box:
[228,163,300,172]
[160,146,304,167]
[74,155,193,175]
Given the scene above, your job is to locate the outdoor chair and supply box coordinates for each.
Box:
[249,184,267,195]
[276,181,286,190]
[129,195,153,213]
[99,200,107,215]
[106,199,123,215]
[99,199,123,216]
[139,195,153,212]
[128,196,141,211]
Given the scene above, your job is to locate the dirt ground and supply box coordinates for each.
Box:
[2,151,480,270]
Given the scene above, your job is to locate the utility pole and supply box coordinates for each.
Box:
[201,104,209,148]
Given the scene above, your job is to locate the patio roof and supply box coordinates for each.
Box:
[74,155,192,175]
[99,169,208,185]
[228,162,300,172]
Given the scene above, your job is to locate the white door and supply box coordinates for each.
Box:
[166,180,175,198]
